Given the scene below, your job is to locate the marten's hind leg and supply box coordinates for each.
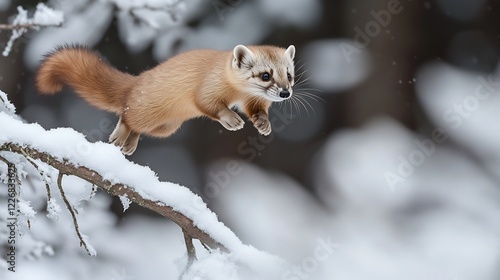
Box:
[110,118,141,155]
[109,117,131,148]
[122,131,140,155]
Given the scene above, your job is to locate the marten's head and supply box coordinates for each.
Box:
[232,45,295,102]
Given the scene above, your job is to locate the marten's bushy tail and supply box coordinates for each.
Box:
[36,46,135,113]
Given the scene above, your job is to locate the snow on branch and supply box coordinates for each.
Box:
[0,92,283,277]
[1,3,64,57]
[0,142,226,252]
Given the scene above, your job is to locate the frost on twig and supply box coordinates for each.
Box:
[0,91,16,115]
[1,3,64,57]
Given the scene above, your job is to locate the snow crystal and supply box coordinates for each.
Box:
[47,198,62,221]
[119,195,132,212]
[19,199,37,218]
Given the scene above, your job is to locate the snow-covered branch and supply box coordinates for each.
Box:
[0,143,227,256]
[0,142,226,252]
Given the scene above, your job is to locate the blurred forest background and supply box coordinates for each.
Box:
[1,0,500,279]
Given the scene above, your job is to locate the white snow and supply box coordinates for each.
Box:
[46,198,61,221]
[18,198,37,219]
[415,62,500,179]
[110,0,190,53]
[119,195,132,212]
[32,3,64,26]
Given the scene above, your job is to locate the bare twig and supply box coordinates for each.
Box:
[183,229,197,266]
[20,150,52,201]
[180,229,197,279]
[56,172,92,255]
[0,143,228,253]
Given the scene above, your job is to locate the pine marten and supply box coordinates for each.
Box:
[36,44,296,155]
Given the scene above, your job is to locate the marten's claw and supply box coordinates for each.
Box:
[219,112,244,131]
[253,118,271,135]
[251,113,271,136]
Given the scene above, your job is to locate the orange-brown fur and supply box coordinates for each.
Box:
[36,44,296,155]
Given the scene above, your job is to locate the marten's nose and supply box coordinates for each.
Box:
[279,89,290,99]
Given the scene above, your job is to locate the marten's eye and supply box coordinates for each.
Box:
[261,72,271,82]
[287,73,292,82]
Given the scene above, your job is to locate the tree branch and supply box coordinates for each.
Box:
[0,142,228,254]
[181,229,197,275]
[183,229,197,265]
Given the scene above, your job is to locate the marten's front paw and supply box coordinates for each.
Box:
[252,114,272,136]
[219,111,245,131]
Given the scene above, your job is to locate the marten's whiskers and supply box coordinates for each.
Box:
[288,65,324,117]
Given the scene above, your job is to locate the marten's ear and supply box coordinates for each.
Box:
[285,45,295,60]
[233,45,254,69]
